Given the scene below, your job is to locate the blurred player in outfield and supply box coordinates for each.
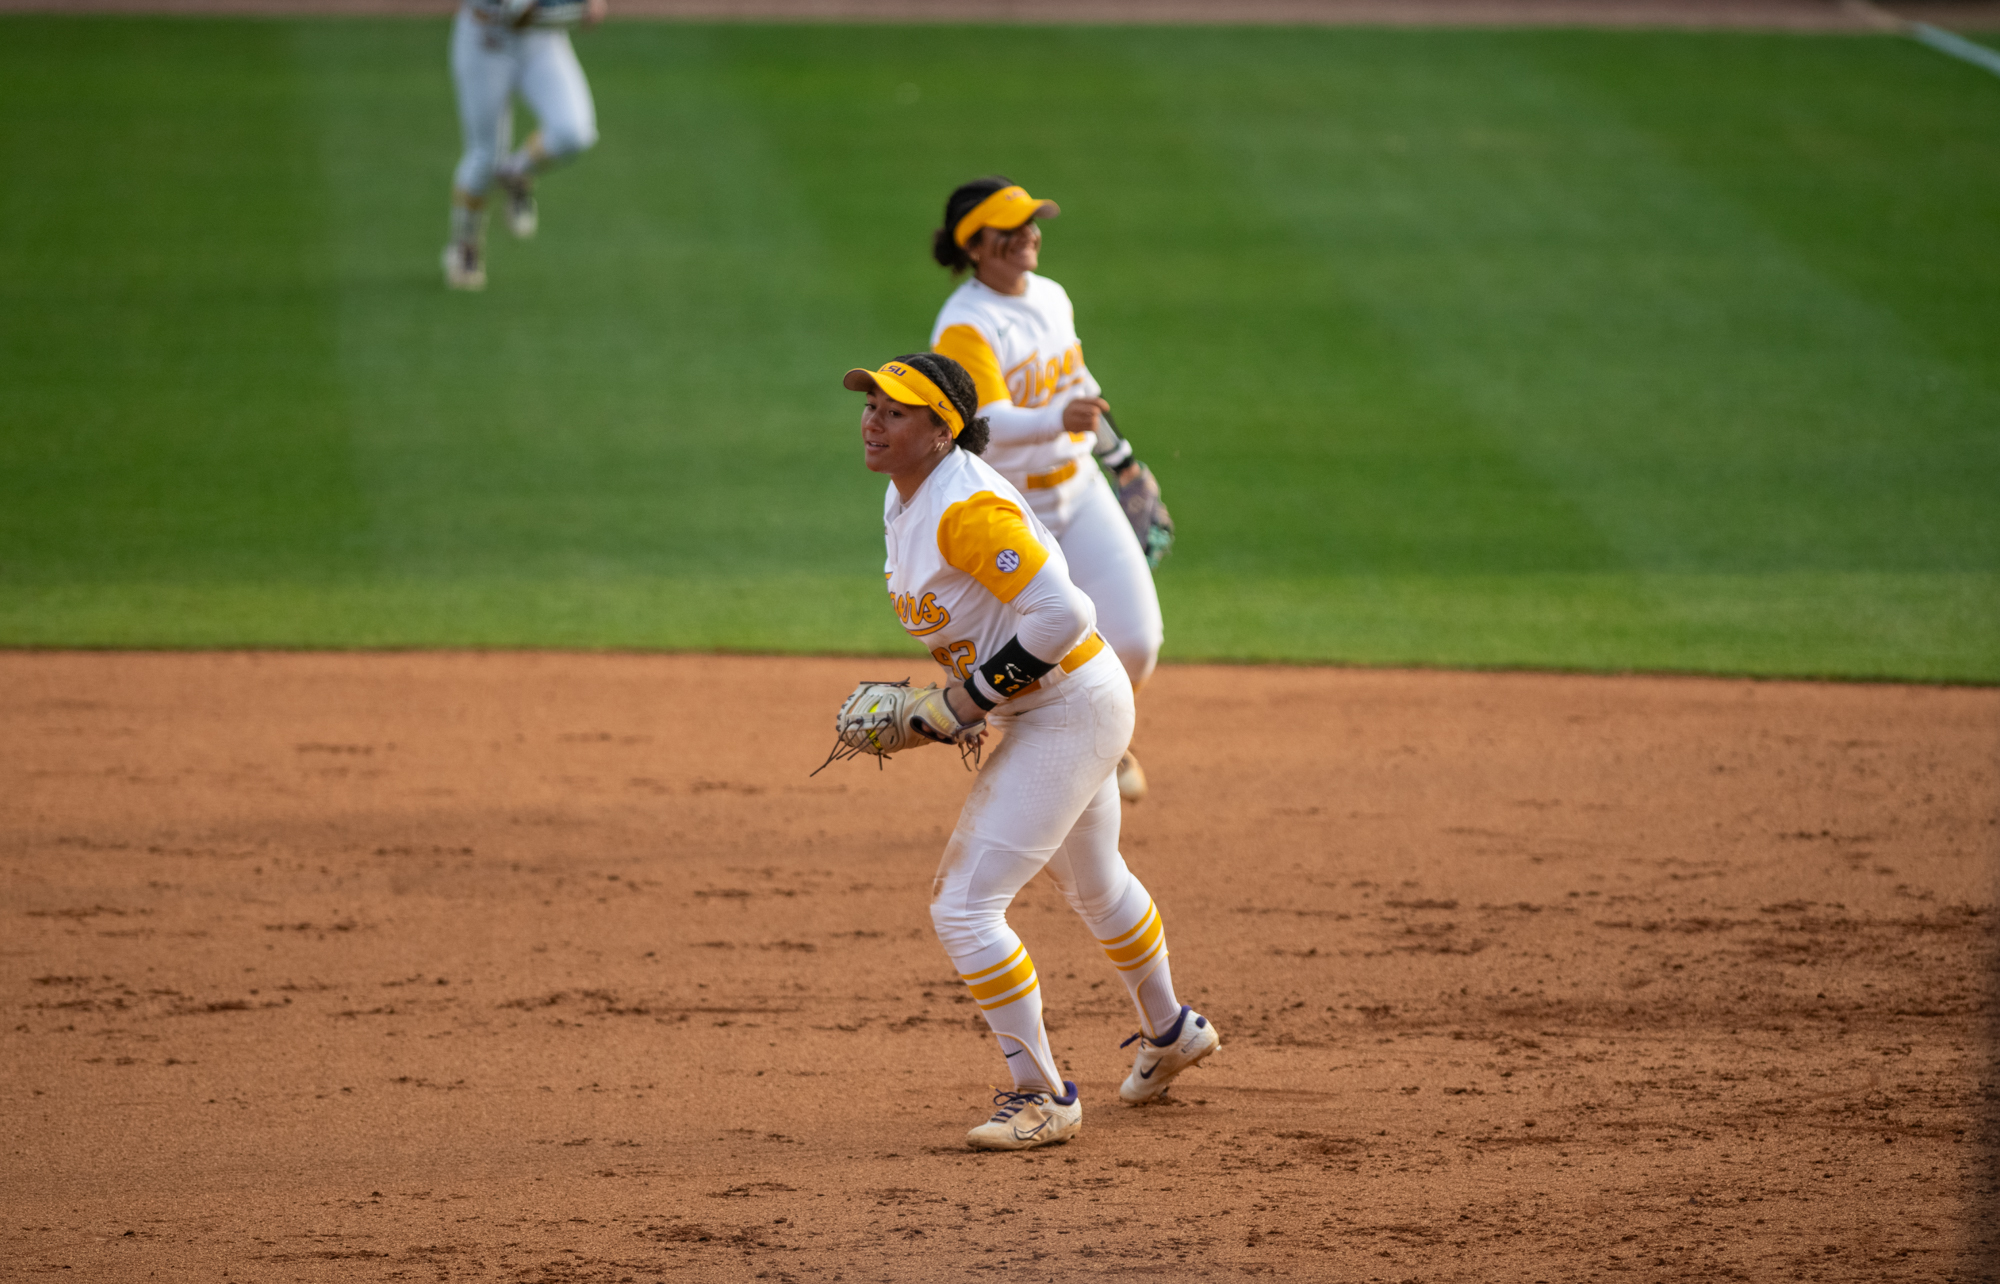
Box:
[443,0,606,291]
[929,178,1173,803]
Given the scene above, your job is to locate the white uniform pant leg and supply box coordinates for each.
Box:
[451,9,518,197]
[517,28,598,159]
[929,665,1131,958]
[1042,772,1184,1038]
[929,656,1135,1092]
[1055,471,1164,690]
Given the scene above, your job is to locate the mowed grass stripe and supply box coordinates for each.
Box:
[0,20,1993,678]
[1163,571,1996,681]
[1154,29,2000,575]
[297,23,905,578]
[0,20,370,582]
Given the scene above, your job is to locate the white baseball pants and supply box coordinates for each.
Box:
[929,650,1182,1093]
[1028,468,1164,690]
[450,6,598,196]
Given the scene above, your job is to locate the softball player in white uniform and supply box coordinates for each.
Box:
[443,0,605,291]
[841,351,1219,1151]
[929,178,1168,801]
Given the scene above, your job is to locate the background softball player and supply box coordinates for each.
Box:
[929,177,1175,803]
[443,0,605,291]
[832,352,1218,1152]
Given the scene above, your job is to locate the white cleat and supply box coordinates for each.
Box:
[1117,749,1148,802]
[499,173,538,239]
[965,1082,1082,1151]
[442,241,486,291]
[1119,1006,1219,1104]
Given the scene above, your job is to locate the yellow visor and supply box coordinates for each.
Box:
[843,361,965,438]
[952,184,1061,249]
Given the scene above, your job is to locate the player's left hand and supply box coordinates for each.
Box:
[821,680,985,771]
[1117,462,1175,568]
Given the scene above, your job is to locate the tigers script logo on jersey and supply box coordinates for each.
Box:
[995,549,1021,574]
[1004,343,1087,409]
[891,590,951,637]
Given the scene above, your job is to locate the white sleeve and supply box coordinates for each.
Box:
[961,559,1099,710]
[1007,561,1096,665]
[977,396,1070,447]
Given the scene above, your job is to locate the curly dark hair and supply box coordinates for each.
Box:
[894,351,990,456]
[931,175,1016,274]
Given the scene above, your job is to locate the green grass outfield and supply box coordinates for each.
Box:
[3,19,1996,680]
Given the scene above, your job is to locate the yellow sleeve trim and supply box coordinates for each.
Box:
[937,490,1050,603]
[933,324,1012,409]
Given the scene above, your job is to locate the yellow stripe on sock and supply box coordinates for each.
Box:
[960,944,1028,985]
[1097,902,1158,949]
[964,947,1037,1004]
[1099,905,1164,968]
[978,973,1041,1011]
[1117,943,1168,974]
[1110,940,1165,973]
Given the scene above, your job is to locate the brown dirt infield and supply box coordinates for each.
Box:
[3,651,1996,1282]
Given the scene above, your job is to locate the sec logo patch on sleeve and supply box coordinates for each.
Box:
[995,549,1021,574]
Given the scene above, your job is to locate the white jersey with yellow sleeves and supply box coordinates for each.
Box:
[883,447,1104,705]
[930,273,1102,497]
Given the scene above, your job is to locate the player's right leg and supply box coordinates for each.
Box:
[496,28,599,238]
[931,828,1084,1150]
[445,7,516,288]
[1058,470,1163,690]
[928,667,1124,1149]
[1058,469,1164,800]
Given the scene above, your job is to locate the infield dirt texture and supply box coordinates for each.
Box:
[6,652,1997,1280]
[3,7,1999,1283]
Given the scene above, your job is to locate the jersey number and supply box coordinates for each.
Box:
[931,641,977,680]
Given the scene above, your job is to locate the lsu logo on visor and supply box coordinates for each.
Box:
[883,362,958,433]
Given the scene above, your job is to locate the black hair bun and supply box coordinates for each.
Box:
[932,175,1014,273]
